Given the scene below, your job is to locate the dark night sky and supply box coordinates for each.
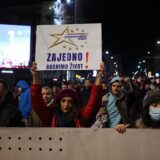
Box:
[0,0,160,75]
[77,1,160,75]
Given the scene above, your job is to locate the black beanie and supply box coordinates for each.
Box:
[143,90,160,109]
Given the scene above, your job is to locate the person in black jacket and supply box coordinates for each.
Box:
[80,78,92,108]
[0,78,23,127]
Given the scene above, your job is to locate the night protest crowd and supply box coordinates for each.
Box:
[0,62,160,134]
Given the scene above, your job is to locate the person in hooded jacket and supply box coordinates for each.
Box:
[16,80,31,126]
[93,76,141,133]
[0,78,23,127]
[30,62,104,127]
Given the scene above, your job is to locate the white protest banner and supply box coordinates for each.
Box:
[35,23,102,70]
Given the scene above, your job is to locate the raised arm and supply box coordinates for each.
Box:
[80,62,105,126]
[30,62,41,84]
[30,62,53,126]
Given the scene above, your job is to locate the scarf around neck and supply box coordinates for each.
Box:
[54,107,76,127]
[106,93,121,127]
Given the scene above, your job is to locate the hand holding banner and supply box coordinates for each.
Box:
[35,23,102,70]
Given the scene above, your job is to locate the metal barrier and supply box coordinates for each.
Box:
[0,128,159,160]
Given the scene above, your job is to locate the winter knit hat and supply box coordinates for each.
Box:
[143,90,160,109]
[56,89,79,104]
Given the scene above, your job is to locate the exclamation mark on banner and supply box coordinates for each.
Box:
[85,51,89,68]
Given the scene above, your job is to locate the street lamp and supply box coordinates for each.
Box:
[105,51,109,55]
[142,60,146,63]
[147,51,151,54]
[156,40,160,45]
